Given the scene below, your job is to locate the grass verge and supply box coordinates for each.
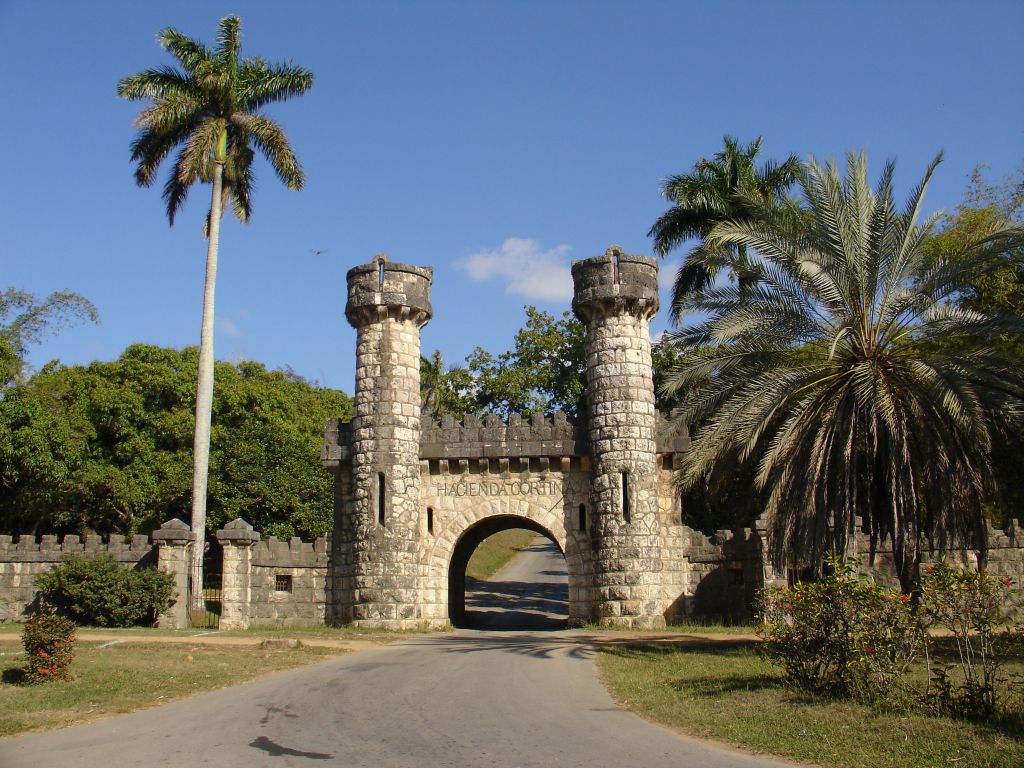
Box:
[0,638,338,738]
[466,529,539,580]
[597,639,1024,768]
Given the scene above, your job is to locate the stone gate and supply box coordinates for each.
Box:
[322,246,696,628]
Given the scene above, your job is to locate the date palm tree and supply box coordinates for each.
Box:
[663,151,1024,591]
[118,16,313,611]
[649,136,801,322]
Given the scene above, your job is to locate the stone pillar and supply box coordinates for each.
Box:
[572,246,665,627]
[153,518,195,629]
[216,518,260,630]
[345,254,432,628]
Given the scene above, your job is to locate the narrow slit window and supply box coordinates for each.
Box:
[612,252,621,284]
[378,261,385,288]
[578,504,587,532]
[275,574,292,592]
[426,507,434,535]
[378,472,386,526]
[621,471,630,522]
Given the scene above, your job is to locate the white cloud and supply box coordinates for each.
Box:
[216,317,243,338]
[458,237,573,302]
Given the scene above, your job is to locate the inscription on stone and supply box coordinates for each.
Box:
[436,479,565,497]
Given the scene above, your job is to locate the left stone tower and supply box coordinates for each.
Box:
[345,254,432,628]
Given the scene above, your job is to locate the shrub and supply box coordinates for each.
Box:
[758,555,923,704]
[918,561,1018,718]
[35,554,175,627]
[22,614,76,683]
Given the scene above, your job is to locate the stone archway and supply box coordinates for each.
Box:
[420,493,591,626]
[445,514,564,627]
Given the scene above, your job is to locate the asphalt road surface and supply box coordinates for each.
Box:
[0,544,793,768]
[464,536,569,630]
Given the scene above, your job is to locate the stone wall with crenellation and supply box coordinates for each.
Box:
[0,519,193,627]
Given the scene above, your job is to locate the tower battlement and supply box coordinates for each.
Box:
[346,254,433,328]
[571,245,659,321]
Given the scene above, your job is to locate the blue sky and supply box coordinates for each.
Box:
[3,1,1022,394]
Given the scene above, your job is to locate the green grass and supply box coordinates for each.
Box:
[466,529,539,580]
[598,639,1024,768]
[0,638,339,737]
[0,622,447,642]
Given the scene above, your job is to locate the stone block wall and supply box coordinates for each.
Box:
[0,519,193,627]
[217,518,329,628]
[248,536,329,626]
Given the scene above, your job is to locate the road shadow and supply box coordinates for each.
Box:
[249,736,332,760]
[464,575,568,631]
[463,539,569,632]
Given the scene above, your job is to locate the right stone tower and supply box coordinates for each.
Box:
[572,246,665,627]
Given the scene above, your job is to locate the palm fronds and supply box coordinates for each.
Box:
[118,16,312,224]
[665,151,1024,589]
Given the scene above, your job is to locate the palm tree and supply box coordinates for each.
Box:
[649,136,801,322]
[420,350,474,419]
[663,151,1024,591]
[118,17,313,611]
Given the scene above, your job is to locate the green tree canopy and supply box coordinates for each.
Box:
[0,345,351,540]
[467,307,587,418]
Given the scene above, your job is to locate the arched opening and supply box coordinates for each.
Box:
[448,515,568,630]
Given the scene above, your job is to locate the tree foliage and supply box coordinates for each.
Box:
[664,152,1024,589]
[420,350,475,419]
[0,289,98,387]
[0,345,351,540]
[467,307,587,418]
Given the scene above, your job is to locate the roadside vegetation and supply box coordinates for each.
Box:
[599,637,1024,768]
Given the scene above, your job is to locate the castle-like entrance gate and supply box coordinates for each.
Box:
[323,247,694,628]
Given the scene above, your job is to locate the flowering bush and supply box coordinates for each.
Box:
[918,561,1018,718]
[758,555,923,704]
[22,614,76,684]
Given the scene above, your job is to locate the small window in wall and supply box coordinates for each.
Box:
[612,251,621,284]
[275,574,293,592]
[578,504,587,532]
[378,261,385,287]
[378,472,386,526]
[621,471,631,523]
[427,507,434,535]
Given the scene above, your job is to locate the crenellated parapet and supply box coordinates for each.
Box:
[251,534,329,568]
[420,412,585,461]
[0,532,156,563]
[345,254,433,329]
[323,412,689,469]
[571,245,659,322]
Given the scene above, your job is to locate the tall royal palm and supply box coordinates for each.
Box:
[649,136,800,322]
[118,17,313,611]
[664,152,1024,591]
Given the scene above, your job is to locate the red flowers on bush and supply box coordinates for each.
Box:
[22,614,76,684]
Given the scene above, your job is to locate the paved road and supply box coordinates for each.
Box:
[464,536,569,630]
[0,543,792,768]
[0,630,792,768]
